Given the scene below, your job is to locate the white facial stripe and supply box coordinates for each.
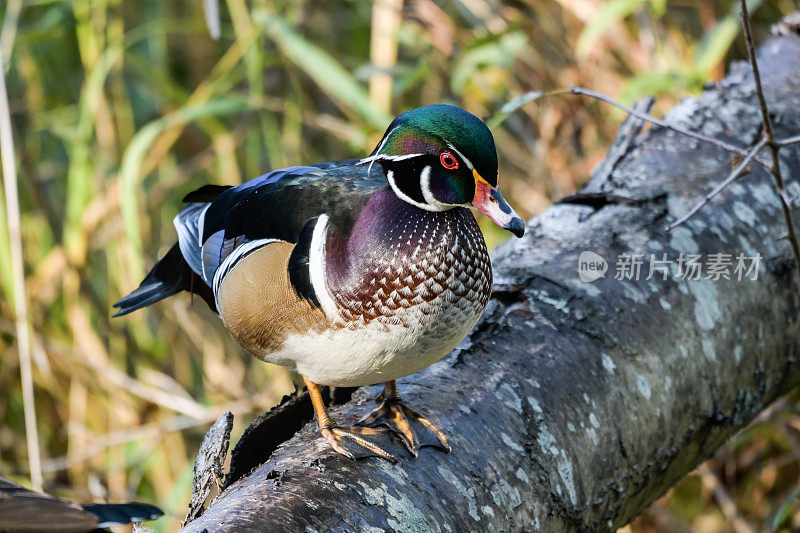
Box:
[358,153,426,165]
[373,125,397,157]
[358,152,426,179]
[309,214,341,320]
[386,170,440,212]
[419,165,451,211]
[361,126,395,177]
[358,124,398,172]
[445,141,473,170]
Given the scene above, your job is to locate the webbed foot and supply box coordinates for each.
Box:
[359,380,451,456]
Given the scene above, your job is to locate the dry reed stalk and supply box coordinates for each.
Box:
[0,46,42,490]
[369,0,403,114]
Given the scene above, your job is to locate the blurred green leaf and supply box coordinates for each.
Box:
[0,179,12,304]
[64,45,123,259]
[487,91,544,129]
[254,10,390,130]
[576,0,644,57]
[119,97,249,277]
[151,449,195,533]
[451,31,526,93]
[621,71,679,102]
[694,0,764,77]
[647,0,667,18]
[772,488,800,531]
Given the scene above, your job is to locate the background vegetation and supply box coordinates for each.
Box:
[0,0,798,531]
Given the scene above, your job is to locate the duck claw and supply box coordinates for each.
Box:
[359,396,451,455]
[320,425,399,463]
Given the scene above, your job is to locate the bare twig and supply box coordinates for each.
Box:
[571,6,800,281]
[667,138,768,231]
[777,134,800,147]
[568,86,771,169]
[0,47,41,490]
[740,0,800,280]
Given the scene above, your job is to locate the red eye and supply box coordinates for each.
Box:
[440,152,459,170]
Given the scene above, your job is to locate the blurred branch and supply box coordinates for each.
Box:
[778,134,800,147]
[568,86,771,169]
[0,47,42,490]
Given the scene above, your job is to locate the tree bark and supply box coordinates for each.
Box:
[181,30,800,532]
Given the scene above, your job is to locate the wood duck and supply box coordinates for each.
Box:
[114,104,525,461]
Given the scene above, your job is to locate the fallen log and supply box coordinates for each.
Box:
[182,28,800,532]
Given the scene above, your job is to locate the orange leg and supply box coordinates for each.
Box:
[303,376,397,463]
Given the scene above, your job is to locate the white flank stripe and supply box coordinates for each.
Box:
[309,215,341,320]
[212,238,277,297]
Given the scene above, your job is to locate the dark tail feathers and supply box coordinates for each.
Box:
[82,502,163,528]
[113,243,215,317]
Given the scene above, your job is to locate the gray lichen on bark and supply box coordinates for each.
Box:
[181,32,800,532]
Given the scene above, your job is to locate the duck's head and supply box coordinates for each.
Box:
[364,104,525,238]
